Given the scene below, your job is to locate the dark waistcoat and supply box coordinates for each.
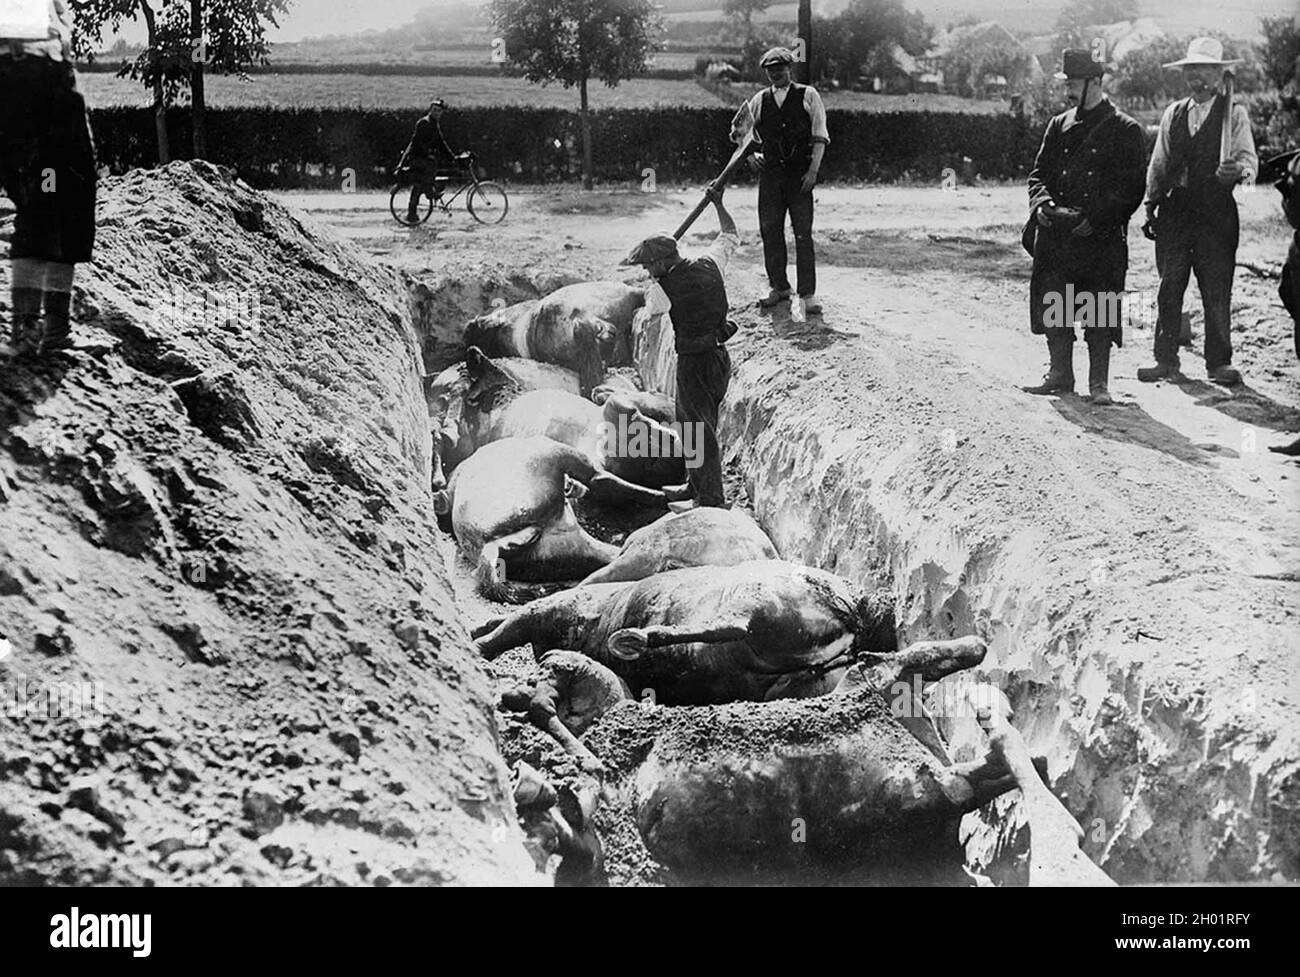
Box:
[756,84,812,173]
[660,258,730,354]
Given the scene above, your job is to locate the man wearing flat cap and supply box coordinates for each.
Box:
[1139,37,1258,387]
[731,46,830,315]
[1023,50,1146,404]
[621,186,739,510]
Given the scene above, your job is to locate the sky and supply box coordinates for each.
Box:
[103,0,1298,45]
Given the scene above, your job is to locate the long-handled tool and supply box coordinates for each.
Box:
[671,110,757,240]
[1219,69,1236,165]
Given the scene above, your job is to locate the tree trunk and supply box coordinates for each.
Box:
[797,0,812,86]
[191,0,207,159]
[141,1,170,165]
[579,74,593,191]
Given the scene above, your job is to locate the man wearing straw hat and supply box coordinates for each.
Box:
[1022,49,1146,405]
[1138,37,1257,387]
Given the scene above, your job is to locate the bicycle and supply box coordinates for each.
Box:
[390,151,509,227]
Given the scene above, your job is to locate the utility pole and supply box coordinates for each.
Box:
[797,0,811,84]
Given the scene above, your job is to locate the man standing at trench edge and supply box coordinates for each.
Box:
[621,186,739,511]
[733,46,829,316]
[1138,37,1257,386]
[1022,50,1146,405]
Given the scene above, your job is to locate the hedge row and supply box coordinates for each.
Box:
[88,105,1041,189]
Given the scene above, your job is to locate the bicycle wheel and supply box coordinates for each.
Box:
[390,184,434,226]
[467,181,509,225]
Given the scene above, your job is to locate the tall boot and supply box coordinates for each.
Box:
[38,263,76,356]
[5,258,45,357]
[4,313,43,358]
[1087,336,1113,406]
[1023,331,1074,395]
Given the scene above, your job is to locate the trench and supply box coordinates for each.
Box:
[403,272,1298,886]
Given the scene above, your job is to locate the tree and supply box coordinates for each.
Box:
[723,0,770,47]
[811,0,932,88]
[489,0,662,190]
[74,1,291,163]
[943,25,1034,98]
[1055,0,1140,51]
[1112,35,1185,109]
[1260,15,1300,91]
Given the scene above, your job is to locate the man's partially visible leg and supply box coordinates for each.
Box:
[1139,204,1192,381]
[1193,217,1240,383]
[675,347,729,508]
[787,171,817,307]
[406,185,423,223]
[39,262,75,353]
[6,258,46,356]
[757,171,791,305]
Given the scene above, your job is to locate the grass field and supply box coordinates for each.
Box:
[79,71,1013,115]
[78,73,731,110]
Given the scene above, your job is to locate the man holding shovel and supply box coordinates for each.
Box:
[621,186,739,512]
[1138,37,1257,387]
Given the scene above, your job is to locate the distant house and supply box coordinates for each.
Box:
[1027,18,1168,73]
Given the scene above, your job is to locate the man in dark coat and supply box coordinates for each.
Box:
[621,186,739,510]
[399,99,456,223]
[0,0,97,359]
[1023,50,1147,405]
[1267,148,1300,455]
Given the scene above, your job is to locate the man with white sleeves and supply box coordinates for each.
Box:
[731,47,830,316]
[1138,37,1258,387]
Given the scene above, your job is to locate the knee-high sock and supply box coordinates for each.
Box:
[11,257,45,320]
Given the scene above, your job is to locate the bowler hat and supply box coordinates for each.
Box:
[1053,49,1106,80]
[620,235,679,266]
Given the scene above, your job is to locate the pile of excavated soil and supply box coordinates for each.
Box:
[0,163,538,885]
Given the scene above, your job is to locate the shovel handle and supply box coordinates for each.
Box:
[672,136,755,240]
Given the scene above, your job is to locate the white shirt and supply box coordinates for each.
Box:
[2,1,72,61]
[732,84,831,147]
[1146,94,1258,202]
[644,231,740,317]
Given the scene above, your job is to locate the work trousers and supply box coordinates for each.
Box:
[1153,190,1239,370]
[675,345,730,508]
[758,167,815,297]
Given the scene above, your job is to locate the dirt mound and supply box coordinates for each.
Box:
[0,162,538,885]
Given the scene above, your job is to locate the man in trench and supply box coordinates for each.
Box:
[620,186,739,511]
[1022,50,1146,405]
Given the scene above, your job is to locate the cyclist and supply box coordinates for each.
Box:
[398,99,458,223]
